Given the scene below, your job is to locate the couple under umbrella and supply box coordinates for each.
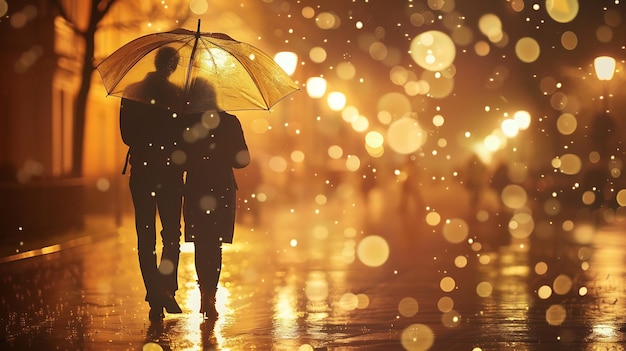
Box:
[97,21,298,321]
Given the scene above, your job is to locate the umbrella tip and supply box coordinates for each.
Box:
[196,19,201,36]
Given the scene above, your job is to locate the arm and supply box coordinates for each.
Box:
[228,114,250,169]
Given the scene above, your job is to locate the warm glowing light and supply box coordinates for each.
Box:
[327,91,347,111]
[274,51,298,76]
[515,37,540,63]
[410,30,456,71]
[387,117,427,154]
[398,297,419,317]
[401,324,435,351]
[546,0,579,23]
[306,77,327,98]
[357,235,390,267]
[442,218,469,243]
[594,56,616,81]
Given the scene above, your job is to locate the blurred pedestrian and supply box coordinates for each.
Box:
[120,47,185,321]
[182,79,250,320]
[463,154,487,212]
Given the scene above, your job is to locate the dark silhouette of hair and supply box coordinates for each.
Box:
[154,47,180,75]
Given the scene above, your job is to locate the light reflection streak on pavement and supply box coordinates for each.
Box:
[1,213,626,350]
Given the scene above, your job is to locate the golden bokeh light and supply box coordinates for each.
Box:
[356,235,390,267]
[515,37,540,63]
[546,304,567,326]
[546,0,580,23]
[442,218,469,243]
[387,117,427,155]
[401,324,435,351]
[410,30,456,71]
[399,297,419,317]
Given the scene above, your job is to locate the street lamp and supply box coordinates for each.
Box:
[588,55,617,212]
[594,56,616,81]
[594,55,616,112]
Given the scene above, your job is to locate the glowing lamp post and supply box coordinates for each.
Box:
[594,56,616,81]
[593,55,616,112]
[590,56,616,156]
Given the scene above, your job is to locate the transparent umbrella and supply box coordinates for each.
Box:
[96,19,299,113]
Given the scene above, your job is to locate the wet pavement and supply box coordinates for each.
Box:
[1,186,626,350]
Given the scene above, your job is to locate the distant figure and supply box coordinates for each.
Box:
[398,158,425,214]
[489,162,510,201]
[463,154,487,211]
[182,78,250,320]
[120,46,184,321]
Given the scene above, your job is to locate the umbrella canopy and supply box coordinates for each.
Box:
[96,20,299,113]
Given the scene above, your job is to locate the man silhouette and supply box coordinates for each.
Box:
[120,47,185,321]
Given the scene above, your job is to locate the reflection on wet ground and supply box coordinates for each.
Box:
[1,193,625,350]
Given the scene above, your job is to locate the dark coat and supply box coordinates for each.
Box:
[120,72,184,173]
[182,111,250,243]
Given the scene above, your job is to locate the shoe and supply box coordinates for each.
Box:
[200,294,218,320]
[149,307,164,321]
[203,306,218,320]
[162,294,183,314]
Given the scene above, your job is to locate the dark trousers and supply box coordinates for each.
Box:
[129,167,183,303]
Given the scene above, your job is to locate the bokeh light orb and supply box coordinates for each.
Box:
[306,77,327,98]
[440,276,456,292]
[425,211,441,226]
[476,281,493,297]
[189,0,208,15]
[143,342,164,351]
[515,37,540,63]
[546,0,579,23]
[442,218,469,243]
[357,235,390,267]
[387,117,427,155]
[339,293,359,311]
[410,30,456,71]
[399,297,419,317]
[556,113,577,135]
[377,92,412,118]
[327,91,347,111]
[546,304,567,326]
[557,154,582,175]
[401,324,435,351]
[437,296,454,312]
[501,184,527,209]
[553,274,573,295]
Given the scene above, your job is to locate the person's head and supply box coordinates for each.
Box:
[154,47,180,76]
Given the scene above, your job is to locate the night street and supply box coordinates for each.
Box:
[1,183,625,350]
[2,1,626,350]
